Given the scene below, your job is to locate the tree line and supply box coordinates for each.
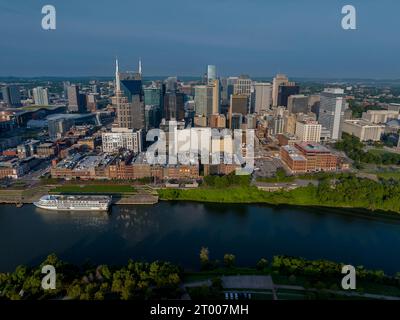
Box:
[0,254,182,300]
[335,133,400,166]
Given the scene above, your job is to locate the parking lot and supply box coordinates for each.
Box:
[253,157,284,178]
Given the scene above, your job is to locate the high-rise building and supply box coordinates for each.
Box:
[48,118,74,140]
[194,85,213,116]
[208,113,226,129]
[165,77,178,92]
[319,88,346,140]
[144,87,161,107]
[145,105,161,130]
[91,84,100,94]
[308,95,321,117]
[119,71,142,103]
[254,82,272,113]
[270,116,285,135]
[67,85,86,113]
[211,79,220,114]
[62,81,70,99]
[288,94,309,114]
[246,114,257,129]
[283,114,297,135]
[86,93,98,112]
[207,65,216,84]
[1,86,21,107]
[230,94,248,115]
[230,113,243,130]
[229,94,248,128]
[163,92,185,121]
[295,120,322,142]
[32,87,49,106]
[220,78,228,102]
[272,74,289,107]
[277,83,300,107]
[234,75,252,96]
[115,59,145,130]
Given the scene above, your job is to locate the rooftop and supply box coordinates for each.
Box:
[296,142,330,153]
[282,145,307,161]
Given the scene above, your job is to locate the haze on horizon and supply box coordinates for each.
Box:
[1,0,399,79]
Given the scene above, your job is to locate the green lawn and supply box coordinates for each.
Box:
[158,185,321,206]
[376,170,400,180]
[50,184,136,194]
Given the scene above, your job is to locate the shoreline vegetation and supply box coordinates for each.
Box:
[158,173,400,215]
[1,253,400,300]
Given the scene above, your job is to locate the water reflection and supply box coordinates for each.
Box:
[0,203,399,274]
[35,207,110,229]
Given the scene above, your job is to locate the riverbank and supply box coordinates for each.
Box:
[157,183,400,217]
[1,254,399,300]
[0,184,158,205]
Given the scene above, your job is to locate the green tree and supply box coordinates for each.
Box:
[200,247,210,269]
[223,254,236,268]
[256,258,269,270]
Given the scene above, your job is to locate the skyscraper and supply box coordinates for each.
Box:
[115,59,145,130]
[194,85,213,116]
[272,74,289,107]
[207,65,216,84]
[287,95,309,114]
[277,83,300,107]
[119,71,142,103]
[145,104,161,130]
[318,88,346,140]
[234,75,252,96]
[67,85,86,113]
[211,79,220,114]
[270,116,285,135]
[229,94,248,128]
[163,92,185,121]
[32,87,49,106]
[254,82,272,113]
[230,113,243,130]
[144,87,161,107]
[1,85,21,107]
[165,77,178,92]
[86,93,98,112]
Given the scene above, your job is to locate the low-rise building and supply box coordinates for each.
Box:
[51,153,114,180]
[342,119,385,141]
[36,143,56,158]
[277,133,300,146]
[280,142,338,173]
[362,110,399,124]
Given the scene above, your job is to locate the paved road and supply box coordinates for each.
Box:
[184,276,400,300]
[275,284,400,300]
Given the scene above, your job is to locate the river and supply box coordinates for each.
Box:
[0,202,399,274]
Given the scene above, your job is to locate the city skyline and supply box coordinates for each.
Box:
[1,0,400,78]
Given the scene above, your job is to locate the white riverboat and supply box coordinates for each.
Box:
[34,195,111,211]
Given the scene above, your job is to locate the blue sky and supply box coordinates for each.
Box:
[1,0,399,78]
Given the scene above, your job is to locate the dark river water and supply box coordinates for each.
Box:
[0,202,399,274]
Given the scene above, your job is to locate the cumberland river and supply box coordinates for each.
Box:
[1,202,400,274]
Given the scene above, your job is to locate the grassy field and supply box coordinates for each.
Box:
[51,184,136,194]
[159,185,320,206]
[376,170,400,180]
